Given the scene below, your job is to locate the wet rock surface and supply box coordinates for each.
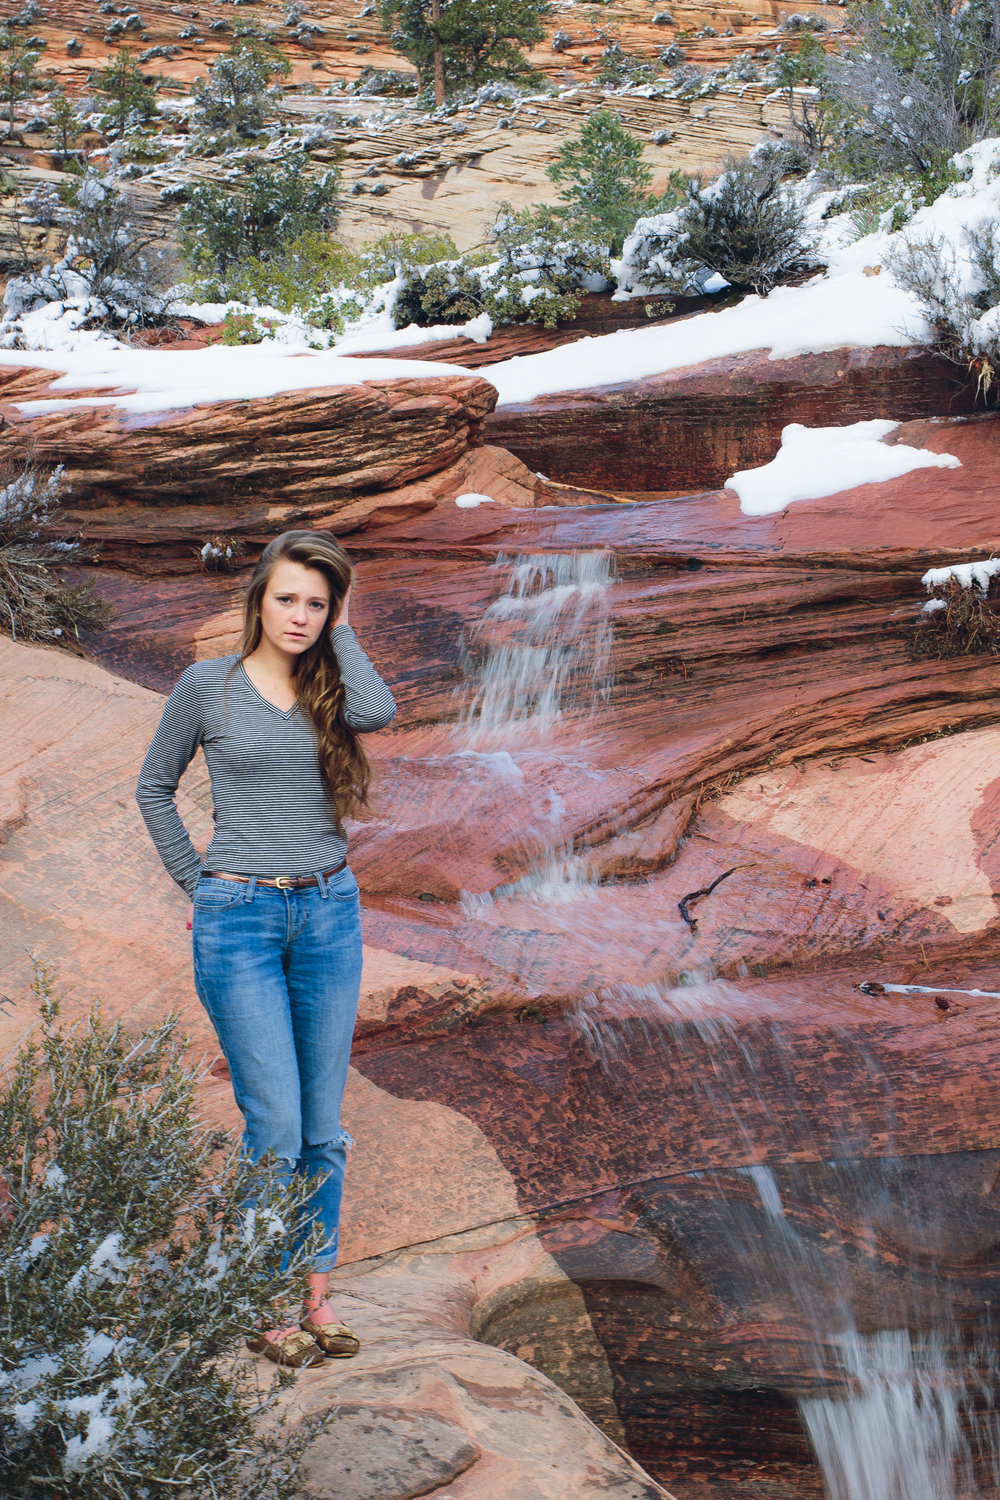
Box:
[5,346,1000,1495]
[482,345,980,493]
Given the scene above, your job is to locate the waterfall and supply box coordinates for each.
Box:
[457,550,614,746]
[455,550,615,908]
[801,1330,966,1500]
[568,980,1000,1499]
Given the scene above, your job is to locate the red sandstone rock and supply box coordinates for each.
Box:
[482,345,980,493]
[0,367,498,510]
[5,634,1000,1497]
[9,353,1000,1495]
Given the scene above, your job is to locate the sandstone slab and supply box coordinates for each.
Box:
[482,345,979,493]
[0,635,674,1499]
[0,367,498,511]
[302,1405,479,1500]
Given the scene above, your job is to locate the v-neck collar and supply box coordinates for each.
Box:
[238,660,298,719]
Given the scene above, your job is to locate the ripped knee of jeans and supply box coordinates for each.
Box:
[303,1129,355,1154]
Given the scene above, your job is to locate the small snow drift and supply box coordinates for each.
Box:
[922,558,1000,592]
[726,420,962,516]
[455,492,495,508]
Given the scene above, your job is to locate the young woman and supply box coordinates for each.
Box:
[136,530,396,1368]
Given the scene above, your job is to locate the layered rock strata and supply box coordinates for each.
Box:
[6,346,1000,1496]
[482,345,980,493]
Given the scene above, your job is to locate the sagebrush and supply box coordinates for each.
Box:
[0,966,327,1500]
[0,461,109,645]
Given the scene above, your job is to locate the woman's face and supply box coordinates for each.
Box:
[259,560,331,658]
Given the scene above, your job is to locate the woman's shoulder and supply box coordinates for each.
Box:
[172,655,241,695]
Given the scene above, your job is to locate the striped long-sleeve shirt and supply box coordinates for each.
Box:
[135,624,396,896]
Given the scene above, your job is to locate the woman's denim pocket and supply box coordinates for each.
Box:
[328,865,360,902]
[193,876,246,910]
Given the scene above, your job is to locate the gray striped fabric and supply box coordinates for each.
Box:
[136,624,396,896]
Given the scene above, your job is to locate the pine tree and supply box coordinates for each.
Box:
[192,32,290,139]
[546,110,677,255]
[48,84,80,159]
[0,28,40,138]
[377,0,545,99]
[96,48,158,134]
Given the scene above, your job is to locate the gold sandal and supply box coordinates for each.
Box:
[246,1328,325,1368]
[300,1316,360,1358]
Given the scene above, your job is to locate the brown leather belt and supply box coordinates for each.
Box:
[201,860,347,891]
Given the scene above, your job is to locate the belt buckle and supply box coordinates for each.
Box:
[274,875,293,890]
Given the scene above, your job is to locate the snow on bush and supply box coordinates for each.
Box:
[0,458,109,645]
[912,556,1000,656]
[2,174,174,337]
[922,558,1000,593]
[392,206,609,332]
[0,966,326,1499]
[615,156,819,297]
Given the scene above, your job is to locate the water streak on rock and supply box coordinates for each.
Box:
[456,550,614,747]
[569,980,1000,1498]
[454,549,614,909]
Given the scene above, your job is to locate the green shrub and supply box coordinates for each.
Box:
[837,159,965,239]
[479,202,609,328]
[0,27,40,137]
[179,155,341,280]
[222,231,361,328]
[213,308,272,344]
[392,258,484,327]
[595,42,661,89]
[628,154,817,296]
[390,209,609,331]
[0,966,325,1500]
[48,83,80,157]
[770,32,828,156]
[357,229,461,292]
[545,109,683,255]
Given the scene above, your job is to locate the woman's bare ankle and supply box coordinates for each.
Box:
[302,1300,338,1326]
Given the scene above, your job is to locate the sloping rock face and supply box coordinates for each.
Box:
[0,366,497,510]
[14,0,829,259]
[0,635,675,1500]
[483,344,980,492]
[8,340,1000,1497]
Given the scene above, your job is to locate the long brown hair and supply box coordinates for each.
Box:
[240,530,371,829]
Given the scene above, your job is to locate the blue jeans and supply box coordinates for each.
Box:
[191,866,362,1272]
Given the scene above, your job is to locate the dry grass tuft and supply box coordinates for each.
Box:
[0,459,111,646]
[908,575,1000,658]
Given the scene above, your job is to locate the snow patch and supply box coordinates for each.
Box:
[922,557,1000,591]
[726,421,961,516]
[455,492,494,508]
[8,344,472,418]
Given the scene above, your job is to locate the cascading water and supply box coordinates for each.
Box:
[454,551,1000,1496]
[569,981,1000,1500]
[801,1329,967,1500]
[456,550,614,745]
[455,550,615,909]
